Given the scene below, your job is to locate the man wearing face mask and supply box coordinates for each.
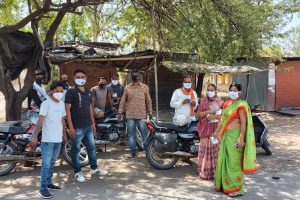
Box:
[91,77,116,119]
[28,70,49,111]
[30,81,67,199]
[170,76,198,126]
[60,74,70,102]
[60,74,70,90]
[118,70,153,158]
[65,69,108,183]
[107,74,124,110]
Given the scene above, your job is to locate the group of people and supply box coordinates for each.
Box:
[174,77,257,198]
[27,69,152,199]
[27,69,256,199]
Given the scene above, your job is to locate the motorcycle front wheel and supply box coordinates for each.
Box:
[61,140,89,167]
[146,138,178,170]
[0,142,17,176]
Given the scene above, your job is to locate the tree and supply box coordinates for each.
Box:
[0,0,108,120]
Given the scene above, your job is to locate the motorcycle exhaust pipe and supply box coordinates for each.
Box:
[0,155,39,161]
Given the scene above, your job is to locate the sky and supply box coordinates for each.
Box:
[275,12,300,55]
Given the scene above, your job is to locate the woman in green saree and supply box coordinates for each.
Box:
[213,83,257,197]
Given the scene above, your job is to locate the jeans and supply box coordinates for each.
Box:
[127,119,148,154]
[71,126,98,173]
[40,142,61,192]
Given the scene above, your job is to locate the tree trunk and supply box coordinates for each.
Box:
[4,92,23,121]
[196,73,205,97]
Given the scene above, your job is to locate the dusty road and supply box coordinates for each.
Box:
[0,112,299,200]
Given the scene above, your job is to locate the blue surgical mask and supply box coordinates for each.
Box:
[75,79,86,86]
[112,80,119,85]
[228,91,240,100]
[183,83,192,89]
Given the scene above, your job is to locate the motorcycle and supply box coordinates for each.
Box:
[61,111,145,166]
[145,120,199,170]
[93,111,144,150]
[0,113,89,176]
[145,108,272,170]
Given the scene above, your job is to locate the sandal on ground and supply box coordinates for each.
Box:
[228,192,243,198]
[124,153,136,159]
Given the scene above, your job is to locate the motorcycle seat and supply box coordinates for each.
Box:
[156,122,189,132]
[0,125,29,135]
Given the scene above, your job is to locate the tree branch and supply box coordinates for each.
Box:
[0,0,52,33]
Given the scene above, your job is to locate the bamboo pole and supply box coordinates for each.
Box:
[152,2,159,121]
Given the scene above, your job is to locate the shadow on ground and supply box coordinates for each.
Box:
[0,112,299,200]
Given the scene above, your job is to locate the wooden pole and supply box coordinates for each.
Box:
[152,2,159,121]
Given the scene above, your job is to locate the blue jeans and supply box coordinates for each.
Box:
[71,126,98,173]
[127,119,147,154]
[40,142,61,192]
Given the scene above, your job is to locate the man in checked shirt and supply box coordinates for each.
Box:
[118,69,153,158]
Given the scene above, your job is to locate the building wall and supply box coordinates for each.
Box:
[276,60,300,110]
[59,61,116,89]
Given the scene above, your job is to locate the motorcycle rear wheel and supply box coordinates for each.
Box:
[61,140,89,167]
[146,138,178,170]
[0,142,17,176]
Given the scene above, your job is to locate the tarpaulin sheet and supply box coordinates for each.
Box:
[0,31,50,81]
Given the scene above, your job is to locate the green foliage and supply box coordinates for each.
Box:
[0,0,25,26]
[1,0,300,63]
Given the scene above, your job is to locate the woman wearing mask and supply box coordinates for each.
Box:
[197,84,224,180]
[213,83,257,197]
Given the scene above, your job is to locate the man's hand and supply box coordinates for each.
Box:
[182,99,191,105]
[149,113,153,120]
[69,128,75,139]
[112,107,118,113]
[63,135,68,144]
[92,123,97,136]
[190,101,196,107]
[30,137,38,148]
[117,114,122,122]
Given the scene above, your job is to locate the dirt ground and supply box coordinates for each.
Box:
[0,112,300,200]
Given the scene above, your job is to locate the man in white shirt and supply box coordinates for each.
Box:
[31,81,67,199]
[170,76,198,126]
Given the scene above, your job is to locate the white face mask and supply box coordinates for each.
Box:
[75,79,86,86]
[207,91,216,98]
[53,92,64,100]
[228,91,240,100]
[183,83,192,89]
[111,80,119,85]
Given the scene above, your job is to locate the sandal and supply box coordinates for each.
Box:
[125,153,136,159]
[228,192,243,198]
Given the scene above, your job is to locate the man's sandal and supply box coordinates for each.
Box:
[125,153,136,159]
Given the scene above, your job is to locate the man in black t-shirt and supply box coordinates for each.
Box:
[65,69,108,183]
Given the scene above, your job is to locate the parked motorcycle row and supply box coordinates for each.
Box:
[0,111,143,176]
[0,108,271,176]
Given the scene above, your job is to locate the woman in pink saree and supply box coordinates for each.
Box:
[197,84,224,180]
